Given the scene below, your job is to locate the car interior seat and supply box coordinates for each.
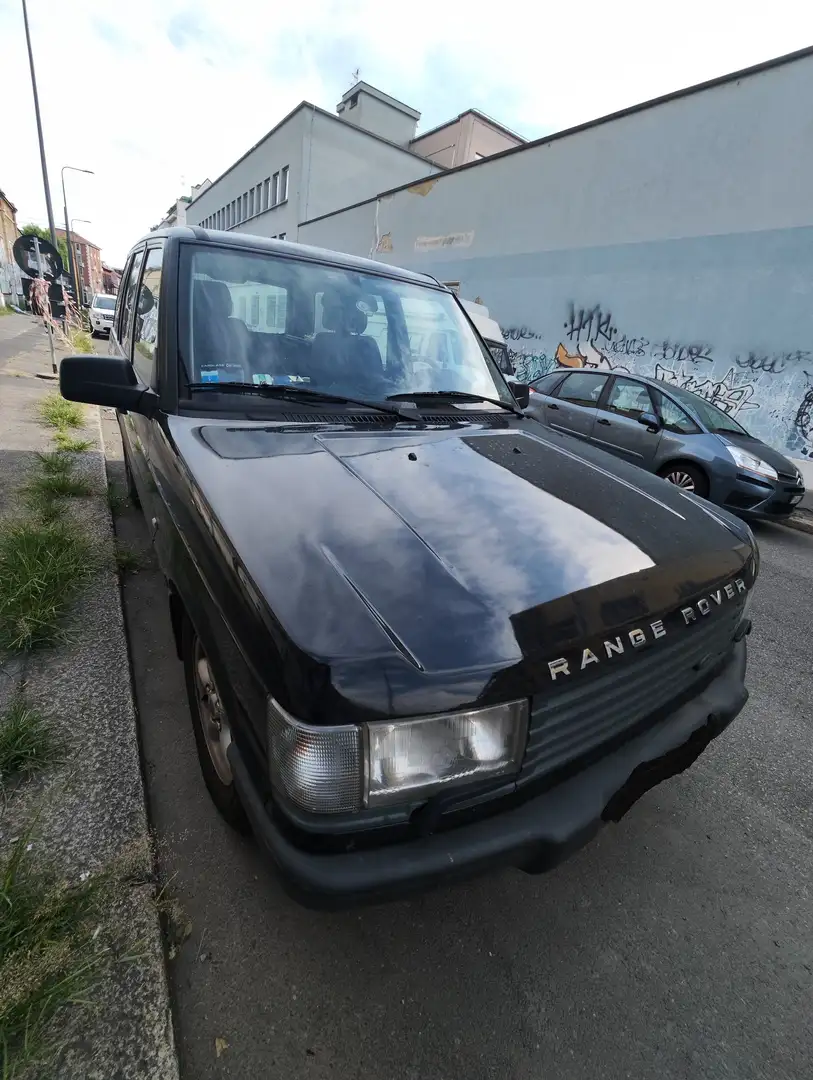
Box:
[192,279,256,379]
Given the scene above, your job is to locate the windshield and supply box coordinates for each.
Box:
[664,384,750,435]
[93,295,116,310]
[179,246,512,405]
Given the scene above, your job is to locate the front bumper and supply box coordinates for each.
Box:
[721,472,804,520]
[231,639,748,909]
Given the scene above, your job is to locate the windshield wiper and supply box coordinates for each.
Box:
[187,382,417,420]
[386,390,523,416]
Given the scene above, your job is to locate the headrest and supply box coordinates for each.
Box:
[195,279,233,321]
[320,292,369,335]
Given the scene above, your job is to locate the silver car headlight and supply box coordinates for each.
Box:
[268,698,529,814]
[725,444,777,481]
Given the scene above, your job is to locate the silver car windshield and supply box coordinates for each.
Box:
[180,246,511,404]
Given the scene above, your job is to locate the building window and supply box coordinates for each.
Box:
[238,296,247,321]
[279,232,286,241]
[250,294,260,326]
[249,189,255,217]
[281,166,289,203]
[242,193,248,220]
[271,172,279,206]
[349,92,359,108]
[263,179,270,211]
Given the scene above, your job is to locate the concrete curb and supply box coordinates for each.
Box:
[0,332,179,1079]
[780,511,813,537]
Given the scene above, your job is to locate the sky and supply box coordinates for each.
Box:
[2,0,811,267]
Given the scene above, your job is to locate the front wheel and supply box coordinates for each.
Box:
[182,618,250,833]
[659,462,709,499]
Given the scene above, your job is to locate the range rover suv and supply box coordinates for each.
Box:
[60,227,758,907]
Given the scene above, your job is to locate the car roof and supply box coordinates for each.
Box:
[131,226,443,289]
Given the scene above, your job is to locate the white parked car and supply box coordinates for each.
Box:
[88,293,116,337]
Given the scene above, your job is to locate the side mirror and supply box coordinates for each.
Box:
[509,381,530,408]
[637,411,661,431]
[60,355,157,416]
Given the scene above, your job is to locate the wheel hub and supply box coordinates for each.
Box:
[666,470,695,491]
[193,641,233,784]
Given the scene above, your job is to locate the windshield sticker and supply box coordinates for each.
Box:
[200,369,220,383]
[252,374,310,386]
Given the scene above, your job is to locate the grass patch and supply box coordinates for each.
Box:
[39,394,84,432]
[0,839,115,1078]
[0,700,57,787]
[0,306,17,317]
[54,432,92,453]
[68,329,94,354]
[0,518,92,651]
[113,544,141,575]
[22,454,92,521]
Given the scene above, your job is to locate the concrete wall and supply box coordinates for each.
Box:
[411,114,522,167]
[337,89,418,146]
[298,110,439,228]
[299,51,813,459]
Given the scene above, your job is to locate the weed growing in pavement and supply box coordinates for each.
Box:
[0,306,16,317]
[38,393,84,431]
[54,431,93,453]
[106,483,127,517]
[68,328,94,354]
[0,700,58,788]
[0,835,130,1078]
[113,543,141,575]
[0,519,92,651]
[22,454,92,522]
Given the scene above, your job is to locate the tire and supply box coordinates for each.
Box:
[123,451,141,507]
[90,329,98,338]
[658,461,710,499]
[182,616,250,833]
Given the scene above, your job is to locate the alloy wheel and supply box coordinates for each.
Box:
[192,639,233,784]
[665,470,696,491]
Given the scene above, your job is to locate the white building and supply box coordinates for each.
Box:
[183,82,523,244]
[299,47,813,462]
[152,180,211,231]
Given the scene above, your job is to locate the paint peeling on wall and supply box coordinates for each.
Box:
[408,178,439,197]
[414,231,474,252]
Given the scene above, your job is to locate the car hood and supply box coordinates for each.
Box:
[169,418,755,718]
[717,431,801,479]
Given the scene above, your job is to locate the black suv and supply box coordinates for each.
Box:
[61,227,758,907]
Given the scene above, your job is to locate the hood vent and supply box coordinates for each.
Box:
[279,411,508,426]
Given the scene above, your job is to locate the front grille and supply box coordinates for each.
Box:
[777,470,798,483]
[519,601,743,787]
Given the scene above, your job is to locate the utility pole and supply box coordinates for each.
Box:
[21,0,58,250]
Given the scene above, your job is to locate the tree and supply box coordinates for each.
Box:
[20,224,70,277]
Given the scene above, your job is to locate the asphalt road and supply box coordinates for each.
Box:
[99,407,813,1080]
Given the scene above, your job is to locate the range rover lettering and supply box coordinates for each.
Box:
[60,228,758,907]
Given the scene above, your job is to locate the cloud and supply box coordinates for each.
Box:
[2,0,811,266]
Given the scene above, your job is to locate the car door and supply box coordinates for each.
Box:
[590,375,664,468]
[126,244,164,519]
[540,370,608,441]
[110,247,145,483]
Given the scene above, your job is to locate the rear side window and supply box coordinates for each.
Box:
[531,371,566,395]
[119,248,145,355]
[651,388,700,434]
[557,371,607,407]
[132,246,163,388]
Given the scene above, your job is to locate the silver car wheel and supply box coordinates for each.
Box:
[665,470,696,491]
[193,639,233,785]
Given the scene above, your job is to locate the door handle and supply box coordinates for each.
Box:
[546,402,559,410]
[597,418,611,426]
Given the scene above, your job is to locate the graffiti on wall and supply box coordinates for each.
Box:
[501,302,813,457]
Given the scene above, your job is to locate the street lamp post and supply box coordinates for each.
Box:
[21,0,57,250]
[61,166,94,308]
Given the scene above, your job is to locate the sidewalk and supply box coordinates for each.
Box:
[0,315,178,1079]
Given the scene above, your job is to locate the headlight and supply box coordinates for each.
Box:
[267,698,529,814]
[725,444,777,481]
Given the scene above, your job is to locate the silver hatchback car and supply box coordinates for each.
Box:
[525,368,805,522]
